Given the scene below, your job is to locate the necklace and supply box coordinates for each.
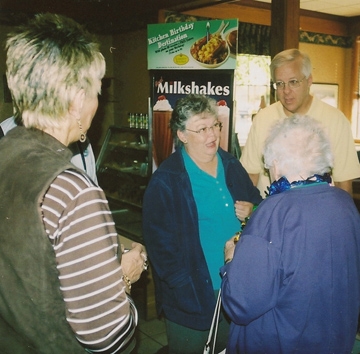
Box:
[266,173,332,196]
[231,173,331,247]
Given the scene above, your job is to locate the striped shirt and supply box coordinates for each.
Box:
[41,169,137,353]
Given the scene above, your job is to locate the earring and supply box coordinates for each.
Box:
[77,119,86,143]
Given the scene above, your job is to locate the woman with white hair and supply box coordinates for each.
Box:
[221,115,360,353]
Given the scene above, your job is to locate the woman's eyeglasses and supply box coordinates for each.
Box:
[186,121,223,136]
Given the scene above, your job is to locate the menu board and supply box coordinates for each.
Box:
[147,19,238,70]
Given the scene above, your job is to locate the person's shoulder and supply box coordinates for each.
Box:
[57,168,98,191]
[218,147,235,159]
[145,154,182,197]
[310,98,352,134]
[311,96,346,117]
[256,101,282,115]
[156,149,183,172]
[219,149,252,177]
[147,150,189,193]
[219,148,246,170]
[252,101,283,124]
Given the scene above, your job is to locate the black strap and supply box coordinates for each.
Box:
[76,141,87,173]
[0,126,4,139]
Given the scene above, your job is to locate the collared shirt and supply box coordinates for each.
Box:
[182,148,240,289]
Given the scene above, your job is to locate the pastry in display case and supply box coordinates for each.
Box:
[96,125,152,243]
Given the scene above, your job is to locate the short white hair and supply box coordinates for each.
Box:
[263,115,333,178]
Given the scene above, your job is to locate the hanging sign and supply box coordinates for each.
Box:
[147,19,238,70]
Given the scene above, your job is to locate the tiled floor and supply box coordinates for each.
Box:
[353,335,360,354]
[133,317,360,354]
[134,317,168,354]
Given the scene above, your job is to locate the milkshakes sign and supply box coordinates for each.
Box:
[147,19,238,70]
[155,79,231,96]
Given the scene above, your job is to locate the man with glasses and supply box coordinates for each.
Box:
[240,48,360,198]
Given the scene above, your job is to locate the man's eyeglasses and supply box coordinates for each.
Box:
[272,76,306,90]
[186,121,223,136]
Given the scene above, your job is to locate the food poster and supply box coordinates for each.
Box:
[151,70,235,170]
[147,19,238,70]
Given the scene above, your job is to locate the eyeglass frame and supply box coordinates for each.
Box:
[186,121,223,135]
[272,76,307,90]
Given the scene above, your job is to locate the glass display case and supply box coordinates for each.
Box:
[96,125,152,242]
[97,124,157,320]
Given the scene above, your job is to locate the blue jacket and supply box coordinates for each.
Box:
[142,147,262,330]
[221,184,360,353]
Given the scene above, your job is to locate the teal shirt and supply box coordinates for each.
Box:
[182,148,240,289]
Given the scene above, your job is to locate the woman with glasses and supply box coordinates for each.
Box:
[240,48,360,198]
[142,94,262,354]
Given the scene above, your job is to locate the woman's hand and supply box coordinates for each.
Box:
[224,234,240,264]
[121,242,147,287]
[234,201,253,221]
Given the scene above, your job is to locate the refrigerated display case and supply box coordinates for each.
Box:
[96,125,157,319]
[96,125,152,243]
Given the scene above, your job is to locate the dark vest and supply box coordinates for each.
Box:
[0,127,85,353]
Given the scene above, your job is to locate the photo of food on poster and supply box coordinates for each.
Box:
[147,19,238,70]
[151,70,234,170]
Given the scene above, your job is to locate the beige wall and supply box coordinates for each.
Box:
[300,43,352,118]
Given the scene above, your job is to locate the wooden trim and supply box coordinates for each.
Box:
[158,9,167,23]
[348,16,360,35]
[166,2,351,36]
[181,3,271,25]
[270,0,300,54]
[299,15,348,36]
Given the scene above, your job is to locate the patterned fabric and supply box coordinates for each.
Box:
[0,126,136,353]
[42,169,137,353]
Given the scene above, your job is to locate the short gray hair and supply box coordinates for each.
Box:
[263,115,333,178]
[170,94,218,147]
[270,48,312,82]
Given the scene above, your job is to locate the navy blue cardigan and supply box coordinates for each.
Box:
[221,184,360,353]
[142,147,262,330]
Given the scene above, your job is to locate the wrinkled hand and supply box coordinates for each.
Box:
[224,234,239,264]
[234,200,253,221]
[121,242,147,284]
